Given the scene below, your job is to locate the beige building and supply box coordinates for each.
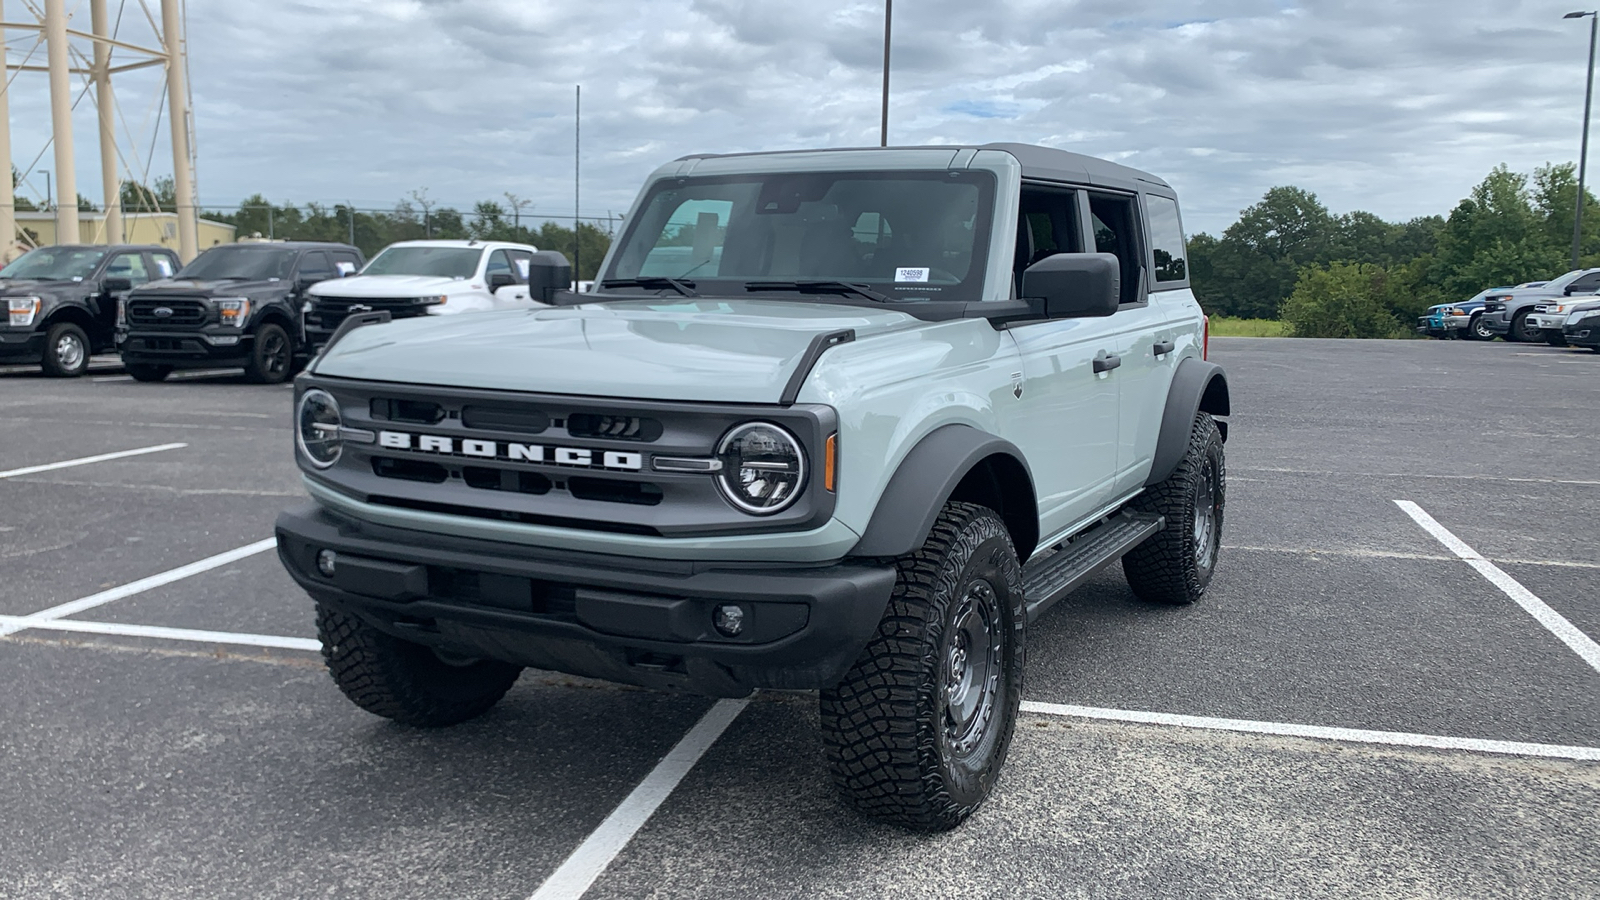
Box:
[8,211,237,263]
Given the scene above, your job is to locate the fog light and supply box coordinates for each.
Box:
[316,549,338,577]
[210,335,240,346]
[712,603,745,637]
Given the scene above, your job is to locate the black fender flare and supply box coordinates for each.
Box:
[1146,357,1230,487]
[850,424,1038,559]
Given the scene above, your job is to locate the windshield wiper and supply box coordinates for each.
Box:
[600,277,700,297]
[744,280,896,304]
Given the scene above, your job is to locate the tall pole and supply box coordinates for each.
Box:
[880,0,891,147]
[44,0,79,243]
[161,0,197,261]
[0,12,15,261]
[574,84,580,287]
[1574,12,1598,271]
[91,0,121,245]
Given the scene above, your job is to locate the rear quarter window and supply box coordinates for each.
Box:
[1145,195,1188,285]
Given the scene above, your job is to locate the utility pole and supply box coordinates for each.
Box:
[44,0,79,243]
[161,0,197,260]
[1568,10,1599,270]
[574,84,581,287]
[91,0,122,244]
[0,15,15,259]
[880,0,892,147]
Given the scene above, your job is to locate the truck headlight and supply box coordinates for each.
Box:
[116,299,126,327]
[8,297,41,327]
[216,298,251,328]
[297,389,343,468]
[716,422,805,515]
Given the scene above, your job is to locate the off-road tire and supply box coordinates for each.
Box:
[1467,315,1492,341]
[244,323,293,384]
[316,603,522,727]
[1509,313,1538,343]
[41,322,90,377]
[1122,412,1225,605]
[819,501,1026,831]
[125,363,172,382]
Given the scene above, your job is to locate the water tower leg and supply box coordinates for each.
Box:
[91,0,121,244]
[45,0,79,244]
[161,0,196,261]
[0,16,16,261]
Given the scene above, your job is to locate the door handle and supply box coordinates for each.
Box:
[1093,352,1122,374]
[1153,340,1175,356]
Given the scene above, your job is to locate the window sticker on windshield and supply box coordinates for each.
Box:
[515,259,530,278]
[895,267,930,283]
[336,261,356,275]
[154,258,173,277]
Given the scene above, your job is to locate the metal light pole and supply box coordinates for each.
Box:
[880,0,892,146]
[40,170,50,211]
[1566,11,1598,270]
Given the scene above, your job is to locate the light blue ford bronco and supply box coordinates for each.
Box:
[275,144,1230,831]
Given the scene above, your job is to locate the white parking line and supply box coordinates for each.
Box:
[527,699,748,900]
[1396,500,1600,675]
[0,442,187,479]
[0,537,278,637]
[1020,702,1600,761]
[0,615,319,652]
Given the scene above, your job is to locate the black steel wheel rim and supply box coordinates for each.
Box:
[943,577,1003,759]
[1193,457,1218,569]
[262,332,288,376]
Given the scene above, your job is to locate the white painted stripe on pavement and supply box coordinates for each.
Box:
[0,615,319,652]
[0,537,278,637]
[1020,701,1600,761]
[1396,499,1600,675]
[0,442,187,479]
[528,699,748,900]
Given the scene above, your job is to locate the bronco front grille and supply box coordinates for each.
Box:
[128,298,207,327]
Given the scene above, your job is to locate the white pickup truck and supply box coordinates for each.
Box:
[303,240,567,350]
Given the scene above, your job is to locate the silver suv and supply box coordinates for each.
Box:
[1480,269,1600,343]
[275,144,1230,830]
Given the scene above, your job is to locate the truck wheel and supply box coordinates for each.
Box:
[1508,314,1537,343]
[1468,315,1492,341]
[1122,412,1225,605]
[244,323,293,384]
[316,603,522,727]
[819,501,1026,831]
[41,322,90,377]
[125,363,172,383]
[1546,334,1569,347]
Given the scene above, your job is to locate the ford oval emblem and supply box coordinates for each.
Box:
[153,306,174,317]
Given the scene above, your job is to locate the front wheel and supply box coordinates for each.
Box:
[1546,334,1569,347]
[125,363,172,383]
[1468,315,1493,341]
[243,323,293,384]
[1122,412,1225,605]
[41,322,90,377]
[1509,314,1539,343]
[819,501,1026,831]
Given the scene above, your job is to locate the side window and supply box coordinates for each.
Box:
[638,198,732,277]
[485,249,514,281]
[332,251,362,276]
[505,249,534,283]
[1567,272,1600,293]
[1145,195,1188,285]
[1015,187,1082,287]
[1087,193,1144,305]
[297,251,335,283]
[105,252,150,285]
[148,253,177,279]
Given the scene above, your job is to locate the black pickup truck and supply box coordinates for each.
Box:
[0,244,181,377]
[118,241,363,383]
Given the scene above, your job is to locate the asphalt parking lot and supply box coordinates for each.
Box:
[2,337,1598,900]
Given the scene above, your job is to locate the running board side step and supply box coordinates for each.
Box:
[1021,511,1164,624]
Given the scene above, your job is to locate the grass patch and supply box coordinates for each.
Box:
[1208,316,1290,337]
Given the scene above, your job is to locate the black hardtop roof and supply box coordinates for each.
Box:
[674,143,1171,194]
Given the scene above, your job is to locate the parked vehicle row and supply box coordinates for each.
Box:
[1478,269,1600,344]
[0,238,572,381]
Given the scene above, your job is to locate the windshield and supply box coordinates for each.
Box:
[362,246,482,279]
[603,170,996,302]
[0,247,106,281]
[176,246,298,282]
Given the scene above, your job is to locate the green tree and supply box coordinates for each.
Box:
[1281,262,1406,339]
[1202,186,1337,318]
[1433,165,1557,296]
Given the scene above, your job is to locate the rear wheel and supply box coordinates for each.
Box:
[41,322,89,377]
[1121,413,1225,605]
[244,323,293,384]
[316,603,522,727]
[125,363,171,382]
[819,501,1026,831]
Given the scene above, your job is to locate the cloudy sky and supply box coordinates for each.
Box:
[3,0,1595,235]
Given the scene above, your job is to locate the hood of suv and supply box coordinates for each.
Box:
[308,275,469,300]
[132,278,288,297]
[312,299,924,402]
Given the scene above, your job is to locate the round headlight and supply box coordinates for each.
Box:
[716,422,806,515]
[297,388,343,468]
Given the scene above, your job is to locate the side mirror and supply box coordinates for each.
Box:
[297,275,324,290]
[525,251,573,303]
[102,277,133,293]
[1020,252,1121,318]
[486,271,518,292]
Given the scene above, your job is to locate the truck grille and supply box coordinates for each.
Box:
[127,298,208,327]
[309,297,431,332]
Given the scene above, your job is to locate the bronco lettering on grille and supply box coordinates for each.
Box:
[376,431,643,471]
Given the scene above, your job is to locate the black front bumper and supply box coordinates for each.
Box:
[1564,322,1600,348]
[274,502,896,697]
[118,329,252,368]
[0,330,45,363]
